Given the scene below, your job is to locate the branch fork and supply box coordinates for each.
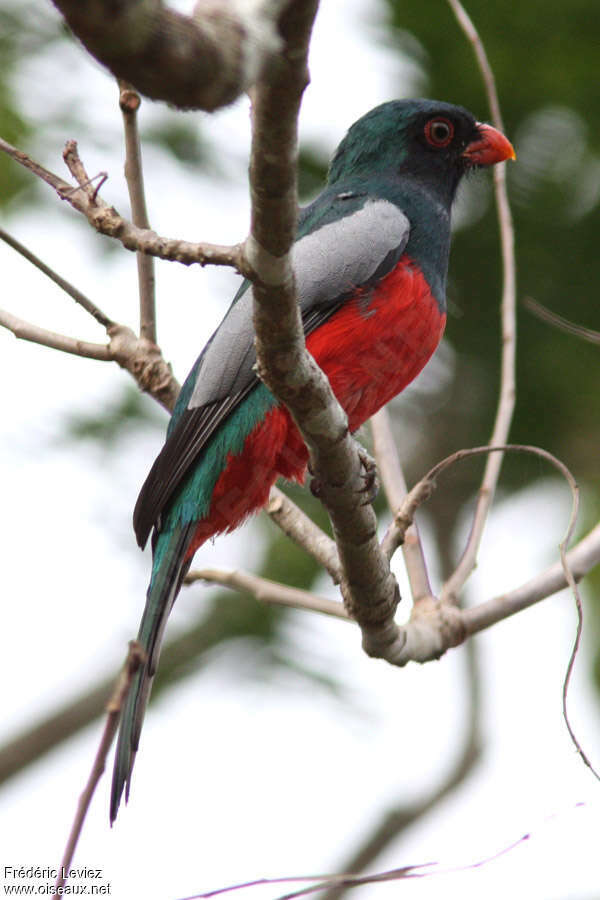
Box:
[108,324,179,411]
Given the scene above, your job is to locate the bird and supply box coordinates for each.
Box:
[110,98,514,822]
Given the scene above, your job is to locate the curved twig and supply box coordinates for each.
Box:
[525,296,600,346]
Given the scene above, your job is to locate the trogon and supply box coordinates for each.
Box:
[110,98,514,821]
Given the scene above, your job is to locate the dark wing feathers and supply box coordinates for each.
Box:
[134,195,410,548]
[134,386,255,547]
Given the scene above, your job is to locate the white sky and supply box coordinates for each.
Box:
[1,2,599,899]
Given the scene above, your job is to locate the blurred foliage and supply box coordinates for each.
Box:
[143,119,216,170]
[298,145,329,202]
[62,386,164,448]
[0,7,37,205]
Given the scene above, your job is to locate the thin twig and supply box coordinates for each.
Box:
[52,642,145,899]
[0,218,180,409]
[62,139,97,197]
[368,410,407,511]
[0,307,179,410]
[0,306,112,360]
[265,486,342,583]
[370,409,433,600]
[380,477,435,562]
[0,227,114,328]
[180,823,534,899]
[442,0,517,604]
[119,81,156,343]
[524,296,600,346]
[178,866,428,900]
[0,137,248,271]
[182,805,591,900]
[445,0,504,128]
[107,323,180,412]
[400,444,578,536]
[185,567,349,620]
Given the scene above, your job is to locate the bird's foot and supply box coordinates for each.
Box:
[357,447,379,505]
[308,460,324,499]
[309,478,323,498]
[308,449,379,504]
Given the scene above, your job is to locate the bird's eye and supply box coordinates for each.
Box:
[424,118,454,148]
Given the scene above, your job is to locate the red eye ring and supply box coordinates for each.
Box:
[424,117,454,148]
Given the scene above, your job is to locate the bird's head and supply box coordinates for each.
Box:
[328,99,515,203]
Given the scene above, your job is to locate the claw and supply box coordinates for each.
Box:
[357,448,379,505]
[308,450,379,503]
[309,476,323,498]
[307,458,323,498]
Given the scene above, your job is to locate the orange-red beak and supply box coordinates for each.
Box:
[463,122,516,166]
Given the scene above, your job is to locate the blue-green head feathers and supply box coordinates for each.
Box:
[328,98,479,204]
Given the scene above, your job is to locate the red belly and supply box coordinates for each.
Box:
[186,256,445,554]
[307,255,446,430]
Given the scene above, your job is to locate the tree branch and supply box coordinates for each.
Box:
[185,567,348,619]
[0,306,112,361]
[463,520,600,635]
[0,136,247,271]
[107,323,180,412]
[50,0,284,112]
[3,0,593,832]
[119,82,156,343]
[247,0,403,665]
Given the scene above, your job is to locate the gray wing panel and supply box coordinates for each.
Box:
[189,289,256,407]
[188,198,409,410]
[294,198,410,311]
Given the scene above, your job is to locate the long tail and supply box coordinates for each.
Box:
[110,523,193,824]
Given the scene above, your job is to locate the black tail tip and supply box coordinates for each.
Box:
[109,773,130,825]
